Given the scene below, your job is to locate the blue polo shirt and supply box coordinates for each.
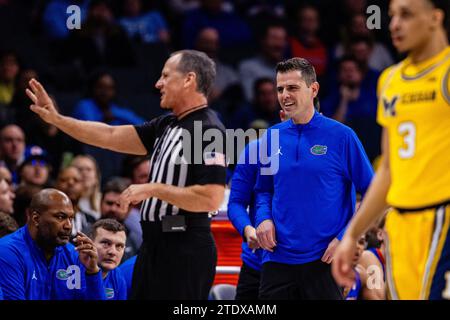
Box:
[0,226,106,300]
[228,140,263,271]
[103,268,127,300]
[255,111,374,265]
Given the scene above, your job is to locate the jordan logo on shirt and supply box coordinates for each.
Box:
[32,270,37,280]
[275,147,283,156]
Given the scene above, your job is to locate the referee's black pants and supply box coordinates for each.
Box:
[259,260,343,300]
[130,220,217,300]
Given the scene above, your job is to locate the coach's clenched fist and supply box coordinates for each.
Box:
[256,219,277,252]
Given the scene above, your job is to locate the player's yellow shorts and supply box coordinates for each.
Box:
[384,202,450,300]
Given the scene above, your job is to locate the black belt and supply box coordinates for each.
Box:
[140,214,211,234]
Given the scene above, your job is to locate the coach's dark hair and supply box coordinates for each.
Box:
[171,50,216,96]
[90,218,126,239]
[276,57,317,87]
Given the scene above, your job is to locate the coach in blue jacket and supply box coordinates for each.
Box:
[255,57,374,300]
[228,139,263,299]
[0,189,106,300]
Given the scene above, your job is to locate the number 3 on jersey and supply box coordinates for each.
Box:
[398,122,416,159]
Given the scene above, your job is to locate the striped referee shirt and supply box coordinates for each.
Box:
[134,108,227,222]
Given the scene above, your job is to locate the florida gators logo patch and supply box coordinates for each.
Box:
[310,145,328,155]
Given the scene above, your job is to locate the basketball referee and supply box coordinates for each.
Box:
[26,50,227,299]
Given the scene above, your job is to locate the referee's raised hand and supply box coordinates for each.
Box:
[26,78,59,125]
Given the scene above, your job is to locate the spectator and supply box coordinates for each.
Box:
[0,124,26,184]
[232,77,279,130]
[119,0,170,44]
[255,58,374,300]
[0,164,12,187]
[0,178,14,215]
[18,146,51,188]
[320,56,380,161]
[121,155,149,249]
[13,184,43,227]
[0,211,18,238]
[101,177,141,261]
[344,235,385,300]
[194,27,239,102]
[73,70,145,181]
[42,0,90,40]
[347,36,382,91]
[55,166,96,237]
[0,189,106,300]
[91,219,128,300]
[335,13,394,72]
[0,50,20,106]
[122,155,150,185]
[182,0,252,49]
[66,0,136,71]
[239,23,287,101]
[73,71,144,125]
[71,155,102,220]
[289,4,328,78]
[227,139,263,300]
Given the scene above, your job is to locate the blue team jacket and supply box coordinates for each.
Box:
[118,255,136,298]
[255,111,374,265]
[103,268,128,300]
[0,226,106,300]
[228,140,263,271]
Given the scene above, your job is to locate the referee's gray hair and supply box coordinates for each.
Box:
[276,57,317,87]
[171,50,216,96]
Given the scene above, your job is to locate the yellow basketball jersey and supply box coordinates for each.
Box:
[377,46,450,209]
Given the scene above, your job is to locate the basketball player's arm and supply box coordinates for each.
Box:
[333,129,391,287]
[120,183,225,213]
[26,79,147,155]
[343,128,391,240]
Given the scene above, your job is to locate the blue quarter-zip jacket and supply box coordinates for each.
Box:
[118,255,136,298]
[103,268,127,300]
[255,111,374,265]
[228,140,263,271]
[0,226,106,300]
